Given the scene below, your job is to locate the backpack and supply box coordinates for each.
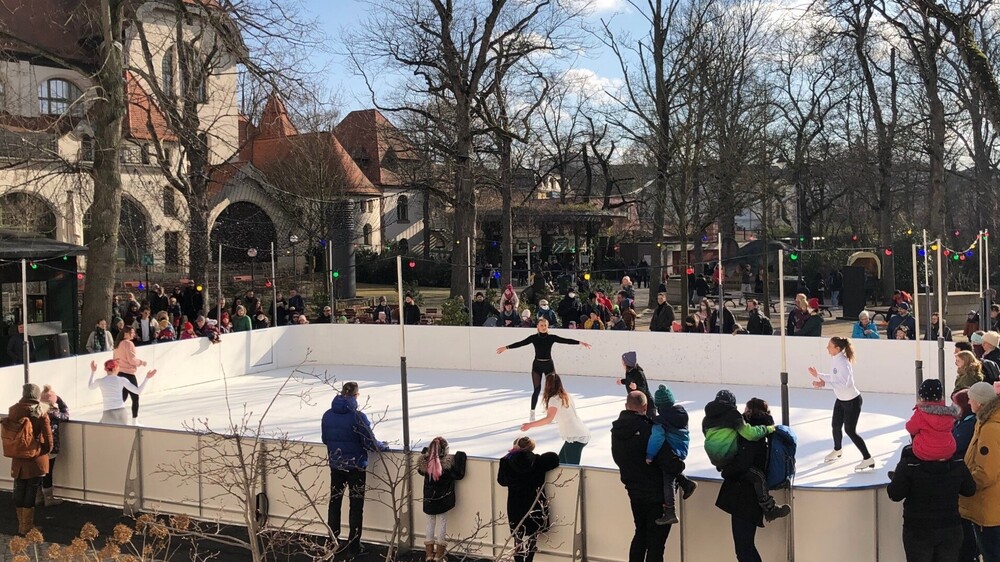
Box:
[766,425,797,489]
[2,416,41,460]
[758,314,774,335]
[982,359,1000,385]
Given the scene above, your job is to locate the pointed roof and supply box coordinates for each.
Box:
[249,131,379,197]
[335,109,417,187]
[125,72,176,142]
[257,94,298,140]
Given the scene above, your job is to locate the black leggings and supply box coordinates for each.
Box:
[43,457,56,489]
[832,396,870,459]
[13,477,42,508]
[530,360,555,410]
[119,373,139,418]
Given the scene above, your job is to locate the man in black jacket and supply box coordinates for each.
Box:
[471,292,499,326]
[745,300,773,336]
[611,391,672,562]
[649,293,674,332]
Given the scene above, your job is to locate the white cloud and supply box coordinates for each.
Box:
[562,67,623,99]
[564,0,628,15]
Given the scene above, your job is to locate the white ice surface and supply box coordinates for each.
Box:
[75,365,916,488]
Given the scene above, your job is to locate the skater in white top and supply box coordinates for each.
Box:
[88,359,156,425]
[519,373,591,464]
[808,337,874,470]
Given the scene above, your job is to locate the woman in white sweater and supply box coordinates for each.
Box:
[88,359,156,425]
[519,373,591,464]
[808,337,874,471]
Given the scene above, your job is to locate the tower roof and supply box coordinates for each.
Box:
[257,94,298,139]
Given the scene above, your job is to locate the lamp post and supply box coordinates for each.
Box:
[247,247,258,292]
[289,234,300,276]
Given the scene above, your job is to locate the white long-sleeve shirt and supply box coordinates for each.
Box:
[817,352,861,401]
[88,371,148,411]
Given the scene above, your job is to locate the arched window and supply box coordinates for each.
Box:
[162,49,175,94]
[38,79,83,116]
[80,135,94,162]
[396,195,409,223]
[363,224,372,246]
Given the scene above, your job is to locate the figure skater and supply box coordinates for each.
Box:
[808,337,874,471]
[497,318,591,419]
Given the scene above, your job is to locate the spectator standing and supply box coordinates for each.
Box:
[959,382,1000,560]
[952,389,982,561]
[6,323,27,365]
[316,306,334,324]
[134,307,157,345]
[927,312,954,341]
[888,303,917,340]
[649,293,675,332]
[149,285,168,315]
[472,292,499,327]
[787,294,809,336]
[232,305,252,332]
[740,265,753,295]
[418,437,467,562]
[373,296,393,324]
[830,269,843,306]
[38,385,67,507]
[612,392,673,562]
[499,302,521,327]
[536,299,558,326]
[955,351,986,392]
[795,298,824,337]
[208,297,227,321]
[557,288,582,329]
[252,312,271,330]
[619,352,655,417]
[155,312,175,343]
[403,295,421,325]
[321,382,388,558]
[745,301,773,336]
[287,289,305,314]
[4,383,53,535]
[646,385,697,525]
[242,290,260,320]
[85,320,114,354]
[497,436,559,562]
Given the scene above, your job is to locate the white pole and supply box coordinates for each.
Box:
[987,230,992,325]
[718,230,724,331]
[980,230,985,321]
[467,236,473,327]
[20,258,29,384]
[937,239,945,385]
[270,241,277,324]
[527,240,532,276]
[912,244,921,355]
[778,249,789,426]
[216,244,223,322]
[923,230,931,340]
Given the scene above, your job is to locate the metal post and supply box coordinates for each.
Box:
[329,244,336,316]
[467,237,473,327]
[20,258,29,384]
[396,255,414,552]
[270,242,277,324]
[987,230,992,330]
[216,244,222,323]
[778,249,789,426]
[912,244,923,395]
[979,230,985,322]
[144,265,150,305]
[718,231,724,334]
[936,239,945,385]
[923,230,931,339]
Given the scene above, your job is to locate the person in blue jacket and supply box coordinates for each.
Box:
[852,311,881,340]
[321,382,389,558]
[952,389,981,562]
[645,385,697,525]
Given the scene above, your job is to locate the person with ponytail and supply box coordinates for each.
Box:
[498,436,560,562]
[417,436,467,562]
[113,326,148,424]
[519,373,591,464]
[808,337,875,471]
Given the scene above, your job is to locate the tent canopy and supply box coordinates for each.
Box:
[847,251,881,278]
[0,230,87,260]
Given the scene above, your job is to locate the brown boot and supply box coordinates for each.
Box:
[435,543,447,562]
[21,507,35,534]
[424,542,435,562]
[16,508,30,535]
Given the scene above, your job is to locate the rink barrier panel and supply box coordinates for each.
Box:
[0,420,903,561]
[0,326,952,413]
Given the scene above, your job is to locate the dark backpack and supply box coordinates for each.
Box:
[982,359,1000,385]
[2,416,41,460]
[754,312,774,336]
[766,425,797,489]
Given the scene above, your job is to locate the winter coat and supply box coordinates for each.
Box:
[499,310,521,328]
[954,412,977,460]
[620,366,655,417]
[231,314,252,333]
[471,301,499,327]
[925,323,953,341]
[796,313,824,337]
[418,450,467,515]
[611,410,671,504]
[646,403,690,461]
[715,412,773,527]
[702,398,771,469]
[497,449,559,534]
[557,296,582,328]
[7,399,53,479]
[583,318,605,330]
[649,302,675,332]
[786,308,808,335]
[954,367,984,392]
[46,397,69,456]
[403,303,421,325]
[960,396,1000,526]
[321,395,387,470]
[906,401,959,461]
[887,453,975,530]
[582,302,610,324]
[711,307,737,335]
[887,314,917,340]
[852,321,880,340]
[745,309,772,336]
[86,328,114,353]
[288,295,305,314]
[537,307,558,326]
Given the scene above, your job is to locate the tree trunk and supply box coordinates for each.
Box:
[500,136,514,288]
[80,0,125,349]
[422,187,432,259]
[450,128,475,299]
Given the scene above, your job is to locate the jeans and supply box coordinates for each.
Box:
[959,519,980,561]
[903,525,963,562]
[628,498,671,562]
[558,441,586,465]
[731,515,762,562]
[832,395,871,459]
[12,477,42,508]
[328,468,366,553]
[119,373,140,418]
[974,524,1000,562]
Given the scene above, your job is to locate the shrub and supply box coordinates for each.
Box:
[439,298,470,326]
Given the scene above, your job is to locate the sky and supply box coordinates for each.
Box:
[298,0,643,113]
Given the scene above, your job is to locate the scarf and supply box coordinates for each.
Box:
[93,327,108,352]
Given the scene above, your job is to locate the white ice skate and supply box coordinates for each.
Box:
[854,457,875,471]
[823,449,843,463]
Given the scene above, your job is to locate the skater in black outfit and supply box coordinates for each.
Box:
[497,318,591,418]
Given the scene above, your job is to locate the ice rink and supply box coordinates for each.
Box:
[72,362,916,488]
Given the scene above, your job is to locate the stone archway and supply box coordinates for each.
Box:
[210,201,277,264]
[0,192,57,238]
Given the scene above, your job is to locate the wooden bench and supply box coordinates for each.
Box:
[867,306,892,323]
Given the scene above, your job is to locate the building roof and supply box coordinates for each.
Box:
[335,109,418,188]
[125,72,177,142]
[0,229,87,259]
[257,94,297,139]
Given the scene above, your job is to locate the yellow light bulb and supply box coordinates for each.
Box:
[584,273,591,281]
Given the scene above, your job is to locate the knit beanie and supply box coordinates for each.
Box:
[919,379,944,402]
[654,384,675,408]
[22,383,40,401]
[968,381,998,406]
[972,332,985,345]
[716,389,737,407]
[622,351,638,368]
[984,331,1000,349]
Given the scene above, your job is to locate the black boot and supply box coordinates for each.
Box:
[677,475,698,500]
[764,503,791,521]
[655,505,679,525]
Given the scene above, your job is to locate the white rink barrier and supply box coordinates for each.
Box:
[0,422,904,562]
[0,325,952,411]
